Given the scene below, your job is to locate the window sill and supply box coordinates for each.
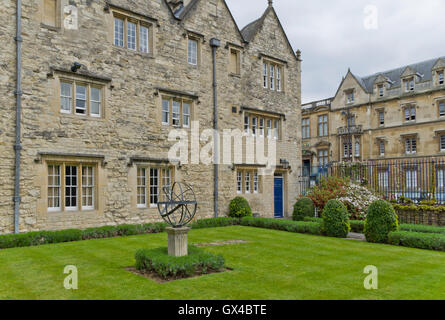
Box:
[229,73,241,78]
[47,209,99,215]
[40,23,60,32]
[112,46,155,59]
[60,113,106,122]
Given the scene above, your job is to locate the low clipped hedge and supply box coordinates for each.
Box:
[135,246,225,279]
[364,200,398,243]
[399,224,445,235]
[321,200,350,238]
[228,197,252,218]
[0,223,167,249]
[349,220,365,233]
[240,217,321,235]
[190,217,241,229]
[293,197,315,221]
[388,231,445,252]
[304,217,323,223]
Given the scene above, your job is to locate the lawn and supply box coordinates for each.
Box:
[1,226,445,300]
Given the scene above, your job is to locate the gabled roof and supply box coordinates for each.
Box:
[165,0,246,43]
[240,4,297,60]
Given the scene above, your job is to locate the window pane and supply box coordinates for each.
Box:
[48,165,61,210]
[237,171,242,193]
[172,101,180,127]
[140,25,149,53]
[114,18,124,47]
[162,99,170,125]
[75,85,87,114]
[183,103,190,128]
[150,168,159,205]
[90,87,101,116]
[82,166,94,209]
[60,82,72,113]
[65,165,78,209]
[137,167,147,207]
[188,39,198,65]
[127,22,136,50]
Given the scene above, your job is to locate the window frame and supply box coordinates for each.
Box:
[229,47,241,75]
[405,137,417,155]
[47,162,98,213]
[439,71,444,85]
[136,166,175,209]
[59,80,104,119]
[439,101,445,118]
[262,60,284,92]
[318,114,328,137]
[440,135,445,152]
[404,105,416,122]
[113,12,152,55]
[188,38,199,66]
[236,169,261,194]
[302,118,310,139]
[161,96,193,128]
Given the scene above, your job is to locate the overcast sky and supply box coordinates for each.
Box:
[225,0,445,103]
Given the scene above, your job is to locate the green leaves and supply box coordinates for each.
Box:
[228,197,253,218]
[293,197,315,221]
[364,200,398,243]
[321,200,351,238]
[135,246,225,279]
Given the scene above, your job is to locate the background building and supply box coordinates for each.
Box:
[301,57,445,200]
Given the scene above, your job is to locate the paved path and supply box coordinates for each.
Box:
[347,232,366,241]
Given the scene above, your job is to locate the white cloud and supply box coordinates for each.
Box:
[226,0,445,103]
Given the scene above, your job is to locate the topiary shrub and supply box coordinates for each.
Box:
[292,197,315,221]
[364,200,398,243]
[321,199,350,238]
[228,197,252,218]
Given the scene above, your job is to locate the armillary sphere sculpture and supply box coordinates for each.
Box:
[157,182,198,228]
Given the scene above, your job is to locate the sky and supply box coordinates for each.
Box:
[225,0,445,104]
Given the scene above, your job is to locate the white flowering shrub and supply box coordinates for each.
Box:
[337,184,381,220]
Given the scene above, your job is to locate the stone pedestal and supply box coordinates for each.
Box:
[166,227,190,257]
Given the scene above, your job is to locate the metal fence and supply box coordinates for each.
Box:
[299,157,445,203]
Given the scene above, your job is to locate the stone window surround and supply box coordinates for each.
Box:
[228,46,241,76]
[436,98,445,118]
[183,31,204,67]
[40,0,62,30]
[235,168,262,195]
[376,107,385,127]
[402,134,418,155]
[403,77,415,92]
[402,103,417,122]
[41,156,102,214]
[135,164,175,209]
[345,89,355,104]
[317,149,329,166]
[261,58,285,93]
[161,95,194,129]
[242,111,281,140]
[302,117,310,139]
[437,70,444,86]
[111,8,154,55]
[58,78,105,118]
[317,114,328,137]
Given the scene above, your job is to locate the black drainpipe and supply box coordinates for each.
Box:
[210,38,220,218]
[13,0,23,234]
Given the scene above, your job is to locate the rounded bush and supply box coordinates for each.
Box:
[321,199,350,238]
[364,200,398,243]
[293,197,315,221]
[228,197,252,218]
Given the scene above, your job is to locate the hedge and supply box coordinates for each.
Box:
[228,197,252,218]
[321,200,350,238]
[135,246,225,279]
[0,223,167,249]
[388,231,445,252]
[240,217,321,235]
[349,220,365,233]
[293,197,315,221]
[399,224,445,235]
[364,200,398,243]
[190,217,241,229]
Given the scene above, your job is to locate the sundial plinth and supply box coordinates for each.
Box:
[166,227,190,257]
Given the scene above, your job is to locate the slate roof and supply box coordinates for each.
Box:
[241,16,265,42]
[356,57,445,93]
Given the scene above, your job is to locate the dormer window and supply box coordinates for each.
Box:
[439,71,444,85]
[378,84,384,97]
[346,90,354,104]
[404,78,415,92]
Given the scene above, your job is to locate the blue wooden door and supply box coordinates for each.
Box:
[274,176,284,218]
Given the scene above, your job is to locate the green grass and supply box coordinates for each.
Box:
[1,226,445,300]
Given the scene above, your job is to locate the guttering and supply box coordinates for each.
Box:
[13,0,23,234]
[210,38,220,218]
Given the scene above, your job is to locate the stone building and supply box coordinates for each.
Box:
[302,57,445,167]
[0,0,301,234]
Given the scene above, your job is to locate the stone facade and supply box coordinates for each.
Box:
[0,0,301,234]
[302,57,445,167]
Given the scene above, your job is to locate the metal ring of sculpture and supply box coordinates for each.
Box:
[157,182,198,228]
